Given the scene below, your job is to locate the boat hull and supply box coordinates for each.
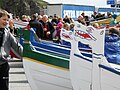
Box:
[22,41,73,90]
[70,53,92,90]
[23,58,72,90]
[70,23,120,90]
[100,63,120,90]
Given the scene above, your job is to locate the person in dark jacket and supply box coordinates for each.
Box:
[40,15,55,40]
[77,15,86,25]
[0,9,23,90]
[29,14,44,40]
[105,28,120,64]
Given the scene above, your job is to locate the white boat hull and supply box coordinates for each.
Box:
[23,58,73,90]
[100,63,120,90]
[71,54,120,90]
[70,54,92,90]
[69,23,120,90]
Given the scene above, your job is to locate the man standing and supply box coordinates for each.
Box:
[29,14,44,40]
[0,9,23,90]
[40,15,55,40]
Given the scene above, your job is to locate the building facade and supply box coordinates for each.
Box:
[46,0,120,19]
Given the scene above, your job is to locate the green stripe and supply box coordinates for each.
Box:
[23,43,69,69]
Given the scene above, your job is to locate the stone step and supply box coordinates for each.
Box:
[9,58,31,90]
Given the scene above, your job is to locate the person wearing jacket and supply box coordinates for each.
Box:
[105,28,120,64]
[29,14,44,40]
[40,15,55,40]
[0,9,23,90]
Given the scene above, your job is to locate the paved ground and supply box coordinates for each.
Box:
[8,58,31,90]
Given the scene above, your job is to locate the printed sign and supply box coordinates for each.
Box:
[107,0,115,5]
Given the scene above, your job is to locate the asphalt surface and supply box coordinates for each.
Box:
[8,58,31,90]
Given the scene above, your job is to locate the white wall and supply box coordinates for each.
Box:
[44,0,111,7]
[47,5,62,17]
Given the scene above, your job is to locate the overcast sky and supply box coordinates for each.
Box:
[43,0,111,7]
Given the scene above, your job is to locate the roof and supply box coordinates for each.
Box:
[43,0,110,7]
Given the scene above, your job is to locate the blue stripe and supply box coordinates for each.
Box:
[98,8,115,12]
[63,4,95,11]
[74,53,92,63]
[30,31,70,55]
[31,42,70,55]
[99,64,120,76]
[81,52,92,58]
[34,47,69,59]
[115,68,120,70]
[93,53,103,56]
[30,31,71,49]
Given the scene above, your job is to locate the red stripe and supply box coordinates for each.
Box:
[10,50,20,59]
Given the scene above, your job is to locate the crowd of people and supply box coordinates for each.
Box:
[9,11,118,44]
